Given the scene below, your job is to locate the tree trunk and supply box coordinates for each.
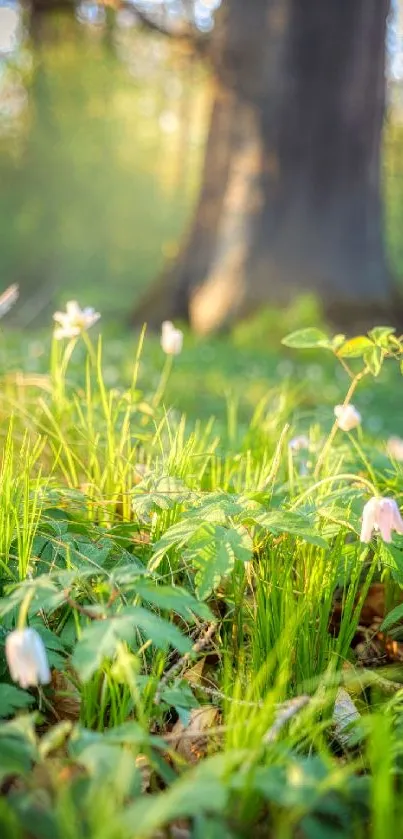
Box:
[133,0,397,334]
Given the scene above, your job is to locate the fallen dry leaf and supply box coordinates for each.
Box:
[332,688,360,750]
[51,670,81,721]
[170,706,220,763]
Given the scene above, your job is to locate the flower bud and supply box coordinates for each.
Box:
[161,321,183,355]
[334,404,361,432]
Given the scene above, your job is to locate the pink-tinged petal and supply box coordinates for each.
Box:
[377,499,395,542]
[386,437,403,462]
[392,501,403,536]
[360,518,374,543]
[360,498,377,543]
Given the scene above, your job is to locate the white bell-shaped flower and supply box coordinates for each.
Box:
[160,320,183,355]
[360,496,403,543]
[5,628,51,689]
[53,300,100,340]
[334,404,361,432]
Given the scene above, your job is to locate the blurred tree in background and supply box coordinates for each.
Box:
[134,0,396,333]
[0,0,402,330]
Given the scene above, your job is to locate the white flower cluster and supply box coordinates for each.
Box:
[53,300,100,340]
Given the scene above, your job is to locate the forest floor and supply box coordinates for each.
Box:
[2,298,403,838]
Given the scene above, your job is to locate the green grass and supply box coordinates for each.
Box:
[1,311,403,837]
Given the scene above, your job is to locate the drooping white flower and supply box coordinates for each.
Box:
[160,321,183,355]
[0,284,19,318]
[289,435,309,453]
[5,628,51,689]
[386,436,403,462]
[334,404,361,432]
[53,301,100,340]
[360,496,403,543]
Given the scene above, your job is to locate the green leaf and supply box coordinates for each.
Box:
[330,334,346,350]
[0,717,38,779]
[0,737,33,780]
[363,345,383,377]
[255,511,328,548]
[132,474,195,518]
[0,576,65,618]
[380,603,403,633]
[72,607,191,681]
[150,519,205,571]
[0,685,35,719]
[186,524,253,600]
[368,326,395,347]
[337,336,374,358]
[72,615,136,681]
[122,756,231,836]
[133,581,212,621]
[282,328,331,350]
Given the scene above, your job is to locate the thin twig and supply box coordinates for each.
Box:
[64,592,106,620]
[155,622,216,704]
[264,695,310,743]
[128,1,206,49]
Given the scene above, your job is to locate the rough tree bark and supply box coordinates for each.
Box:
[132,0,397,333]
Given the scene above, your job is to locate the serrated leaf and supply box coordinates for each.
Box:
[150,518,204,571]
[186,524,253,600]
[282,328,331,350]
[337,336,374,358]
[254,511,328,548]
[132,475,195,518]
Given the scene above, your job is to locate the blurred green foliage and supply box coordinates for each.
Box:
[0,13,208,323]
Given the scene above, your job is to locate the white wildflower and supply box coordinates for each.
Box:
[160,320,183,355]
[0,284,18,318]
[386,436,403,462]
[53,300,100,340]
[5,628,51,689]
[360,496,403,543]
[334,404,361,432]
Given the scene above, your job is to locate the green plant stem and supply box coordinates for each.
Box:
[291,472,377,511]
[152,354,173,409]
[17,589,34,630]
[314,366,369,479]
